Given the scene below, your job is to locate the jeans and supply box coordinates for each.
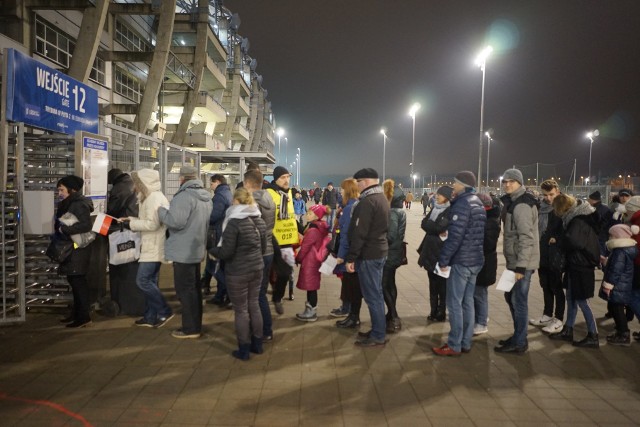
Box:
[503,270,533,348]
[382,265,399,319]
[356,258,386,341]
[565,285,597,334]
[173,262,203,334]
[259,255,274,337]
[137,262,172,323]
[538,267,565,320]
[227,269,263,345]
[446,264,481,352]
[68,275,90,322]
[212,261,227,301]
[474,286,488,326]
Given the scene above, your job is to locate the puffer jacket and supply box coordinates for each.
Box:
[56,192,94,276]
[502,186,540,273]
[209,204,267,275]
[418,203,450,272]
[296,220,330,291]
[128,169,169,262]
[158,179,213,263]
[253,189,275,256]
[346,185,389,262]
[476,201,502,287]
[210,183,232,246]
[386,187,407,268]
[438,189,486,268]
[604,238,638,304]
[335,198,357,274]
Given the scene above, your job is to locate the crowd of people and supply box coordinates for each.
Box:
[51,162,640,359]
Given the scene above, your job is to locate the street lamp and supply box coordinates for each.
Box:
[297,147,301,187]
[380,128,388,181]
[485,131,494,193]
[408,102,421,193]
[292,161,296,186]
[585,129,599,185]
[412,174,418,194]
[284,137,288,166]
[295,153,300,186]
[475,45,493,190]
[276,128,285,164]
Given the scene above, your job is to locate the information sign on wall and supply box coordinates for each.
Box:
[3,48,98,135]
[76,132,109,214]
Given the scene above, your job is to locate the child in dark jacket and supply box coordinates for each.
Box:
[295,204,330,322]
[601,224,640,346]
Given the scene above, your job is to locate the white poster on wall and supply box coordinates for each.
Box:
[76,132,109,214]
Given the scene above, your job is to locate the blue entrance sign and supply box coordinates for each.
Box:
[4,48,98,134]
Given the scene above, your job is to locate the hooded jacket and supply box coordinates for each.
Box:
[252,189,276,256]
[295,219,330,291]
[56,191,94,276]
[128,169,169,263]
[158,179,213,263]
[386,187,407,268]
[210,183,232,245]
[502,186,540,273]
[603,237,638,304]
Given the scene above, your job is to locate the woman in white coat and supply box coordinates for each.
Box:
[120,168,173,328]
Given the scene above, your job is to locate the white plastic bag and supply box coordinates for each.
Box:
[319,254,338,276]
[108,229,141,265]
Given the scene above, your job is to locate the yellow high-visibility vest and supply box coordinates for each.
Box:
[267,188,300,246]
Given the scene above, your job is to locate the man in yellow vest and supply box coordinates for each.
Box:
[266,166,300,314]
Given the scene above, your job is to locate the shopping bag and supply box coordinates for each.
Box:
[108,229,141,265]
[319,254,338,276]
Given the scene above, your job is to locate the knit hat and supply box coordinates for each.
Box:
[353,168,379,180]
[477,193,493,209]
[609,224,640,239]
[179,164,198,178]
[454,170,476,188]
[309,204,327,219]
[502,168,523,185]
[625,196,640,216]
[273,166,291,181]
[57,175,84,192]
[327,182,333,186]
[588,191,601,202]
[436,185,454,201]
[619,189,634,197]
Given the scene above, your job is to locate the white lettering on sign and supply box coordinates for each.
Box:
[36,67,69,98]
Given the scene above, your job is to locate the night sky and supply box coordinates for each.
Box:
[226,0,640,188]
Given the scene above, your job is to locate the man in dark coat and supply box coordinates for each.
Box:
[205,174,233,303]
[587,190,613,261]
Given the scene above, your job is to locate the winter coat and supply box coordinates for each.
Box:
[603,239,638,304]
[335,198,357,274]
[593,201,613,254]
[209,205,267,275]
[253,189,275,256]
[405,192,414,203]
[421,193,430,207]
[438,189,486,268]
[346,185,389,262]
[313,188,322,203]
[295,220,330,291]
[560,200,600,299]
[386,189,407,268]
[476,202,502,287]
[538,202,563,270]
[128,169,169,263]
[418,204,450,272]
[322,187,337,207]
[106,172,138,233]
[293,198,307,215]
[210,183,232,245]
[502,186,540,274]
[158,179,213,264]
[626,210,640,289]
[56,192,94,276]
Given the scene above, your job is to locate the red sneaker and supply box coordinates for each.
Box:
[432,343,461,357]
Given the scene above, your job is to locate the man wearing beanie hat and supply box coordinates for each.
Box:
[496,168,539,354]
[321,182,338,230]
[266,165,300,313]
[345,167,390,347]
[432,171,486,356]
[158,164,212,339]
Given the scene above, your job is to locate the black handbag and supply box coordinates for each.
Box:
[46,236,74,263]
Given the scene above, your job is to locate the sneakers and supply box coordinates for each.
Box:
[273,301,284,315]
[432,343,461,357]
[330,306,350,318]
[607,331,631,347]
[66,319,92,328]
[171,329,201,339]
[473,324,488,336]
[134,318,155,328]
[296,302,317,322]
[541,318,563,334]
[154,314,174,328]
[355,337,386,347]
[529,314,553,326]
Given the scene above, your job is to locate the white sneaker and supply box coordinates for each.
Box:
[529,314,553,326]
[541,318,563,333]
[473,324,488,335]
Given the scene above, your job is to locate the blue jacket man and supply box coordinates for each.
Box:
[205,174,233,304]
[433,171,486,356]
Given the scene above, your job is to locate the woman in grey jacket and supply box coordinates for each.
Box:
[210,188,267,360]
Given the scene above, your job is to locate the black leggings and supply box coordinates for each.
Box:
[342,272,362,318]
[427,270,446,317]
[382,265,399,319]
[307,290,318,307]
[68,275,90,322]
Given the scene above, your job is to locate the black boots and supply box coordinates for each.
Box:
[250,336,264,354]
[549,325,573,342]
[336,314,360,329]
[386,317,402,333]
[232,343,251,361]
[573,332,599,349]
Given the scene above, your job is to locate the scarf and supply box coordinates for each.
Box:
[353,185,383,210]
[218,203,262,247]
[562,199,595,229]
[538,201,553,237]
[429,201,450,222]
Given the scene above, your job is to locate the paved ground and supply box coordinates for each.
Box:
[2,205,640,426]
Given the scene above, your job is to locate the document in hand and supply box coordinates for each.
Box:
[496,269,517,292]
[434,263,450,279]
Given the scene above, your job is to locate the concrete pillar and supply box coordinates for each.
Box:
[67,0,109,82]
[134,0,177,134]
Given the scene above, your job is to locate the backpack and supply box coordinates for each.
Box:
[314,234,332,263]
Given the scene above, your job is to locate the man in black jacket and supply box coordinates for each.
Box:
[346,168,389,347]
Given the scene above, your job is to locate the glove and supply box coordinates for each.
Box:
[122,221,131,230]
